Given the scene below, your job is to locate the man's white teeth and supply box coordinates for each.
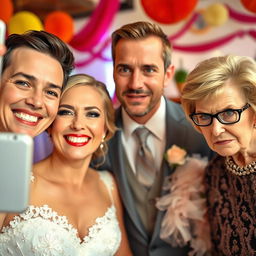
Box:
[67,136,89,143]
[15,112,38,122]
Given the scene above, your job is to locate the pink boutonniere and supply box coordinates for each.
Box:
[165,145,187,166]
[157,145,212,256]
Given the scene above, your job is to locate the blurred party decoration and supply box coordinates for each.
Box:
[227,4,256,23]
[8,11,43,34]
[190,10,211,34]
[169,3,256,53]
[174,61,188,93]
[44,11,74,43]
[172,29,256,52]
[11,0,132,20]
[75,37,112,67]
[174,69,187,84]
[72,1,256,66]
[241,0,256,13]
[0,0,13,23]
[202,3,229,26]
[170,13,199,40]
[141,0,198,24]
[70,0,120,51]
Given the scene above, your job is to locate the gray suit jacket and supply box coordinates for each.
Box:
[99,98,213,256]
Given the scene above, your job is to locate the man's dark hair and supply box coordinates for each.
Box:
[3,30,74,88]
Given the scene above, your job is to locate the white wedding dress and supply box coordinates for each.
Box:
[0,171,121,256]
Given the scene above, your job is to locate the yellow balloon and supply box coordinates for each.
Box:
[8,11,44,34]
[203,3,229,26]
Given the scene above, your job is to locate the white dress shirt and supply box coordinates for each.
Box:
[121,97,166,174]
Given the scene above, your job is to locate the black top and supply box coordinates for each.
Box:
[205,155,256,256]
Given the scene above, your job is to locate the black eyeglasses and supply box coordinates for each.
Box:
[190,103,251,127]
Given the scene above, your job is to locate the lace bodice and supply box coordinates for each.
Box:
[0,171,121,256]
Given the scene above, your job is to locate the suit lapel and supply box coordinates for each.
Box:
[151,99,185,242]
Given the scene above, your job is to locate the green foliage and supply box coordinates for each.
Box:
[174,69,188,83]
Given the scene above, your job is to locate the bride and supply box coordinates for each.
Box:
[0,74,132,255]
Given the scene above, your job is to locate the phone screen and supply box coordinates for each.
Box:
[0,133,33,212]
[0,20,6,74]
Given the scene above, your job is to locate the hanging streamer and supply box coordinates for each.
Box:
[227,5,256,23]
[75,38,111,67]
[70,0,119,51]
[169,13,199,40]
[172,30,256,52]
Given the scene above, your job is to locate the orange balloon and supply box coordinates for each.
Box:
[44,11,74,43]
[241,0,256,13]
[0,0,13,23]
[141,0,198,24]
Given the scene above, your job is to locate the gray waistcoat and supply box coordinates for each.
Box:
[124,152,164,235]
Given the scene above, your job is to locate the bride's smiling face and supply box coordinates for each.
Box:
[49,85,106,161]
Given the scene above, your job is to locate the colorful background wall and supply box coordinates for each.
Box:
[1,0,256,160]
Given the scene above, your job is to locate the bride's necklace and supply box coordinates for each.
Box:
[225,156,256,176]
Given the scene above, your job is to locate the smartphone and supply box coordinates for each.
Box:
[0,133,33,212]
[0,19,6,74]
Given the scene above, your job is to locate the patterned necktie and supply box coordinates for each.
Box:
[134,127,156,188]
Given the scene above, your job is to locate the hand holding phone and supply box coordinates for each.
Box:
[0,19,6,73]
[0,133,33,212]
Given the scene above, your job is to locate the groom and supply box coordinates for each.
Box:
[100,21,212,256]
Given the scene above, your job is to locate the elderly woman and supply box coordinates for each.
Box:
[181,55,256,256]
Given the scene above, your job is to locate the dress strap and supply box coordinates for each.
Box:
[98,171,114,204]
